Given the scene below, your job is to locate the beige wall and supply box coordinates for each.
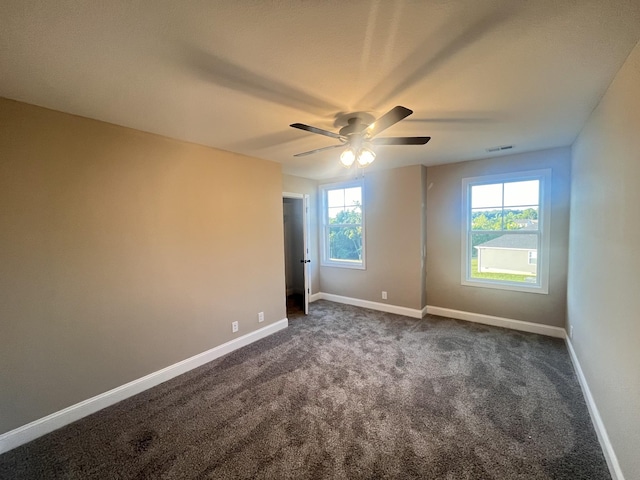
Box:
[282,174,319,295]
[425,148,571,327]
[0,98,286,434]
[568,41,640,479]
[319,166,424,310]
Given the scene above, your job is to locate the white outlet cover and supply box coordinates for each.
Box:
[258,312,264,322]
[232,321,239,333]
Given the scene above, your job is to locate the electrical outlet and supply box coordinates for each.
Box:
[258,312,264,323]
[569,325,574,339]
[382,291,388,300]
[232,321,239,333]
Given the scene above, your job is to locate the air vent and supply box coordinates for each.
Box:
[486,145,514,153]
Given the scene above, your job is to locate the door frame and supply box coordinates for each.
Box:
[283,192,311,314]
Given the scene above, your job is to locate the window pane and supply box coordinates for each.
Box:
[344,187,361,206]
[471,232,538,284]
[327,189,344,208]
[471,209,503,231]
[329,206,361,224]
[328,206,343,220]
[463,170,549,293]
[504,207,538,230]
[322,183,365,268]
[504,180,539,207]
[328,225,362,261]
[471,183,502,209]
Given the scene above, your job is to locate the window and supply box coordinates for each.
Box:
[461,169,551,294]
[320,181,365,269]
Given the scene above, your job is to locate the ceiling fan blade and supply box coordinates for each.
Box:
[294,144,344,157]
[372,137,431,145]
[367,106,413,137]
[290,123,343,140]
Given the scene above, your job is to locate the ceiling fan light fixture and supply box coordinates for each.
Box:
[340,147,356,167]
[291,106,428,165]
[357,147,376,166]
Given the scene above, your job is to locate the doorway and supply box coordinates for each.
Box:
[283,193,310,317]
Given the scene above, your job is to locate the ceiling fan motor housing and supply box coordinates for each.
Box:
[338,117,368,137]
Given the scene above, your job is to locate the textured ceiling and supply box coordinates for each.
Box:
[1,1,639,179]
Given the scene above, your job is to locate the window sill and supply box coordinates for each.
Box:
[321,260,366,270]
[461,278,548,294]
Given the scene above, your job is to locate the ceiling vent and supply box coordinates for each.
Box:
[486,145,514,153]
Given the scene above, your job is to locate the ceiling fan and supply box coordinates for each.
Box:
[290,106,431,167]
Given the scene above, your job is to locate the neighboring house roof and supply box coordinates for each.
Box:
[514,219,538,228]
[476,233,538,250]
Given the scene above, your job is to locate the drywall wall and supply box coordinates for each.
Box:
[426,148,571,327]
[568,41,640,480]
[0,98,286,434]
[319,166,423,310]
[282,174,319,295]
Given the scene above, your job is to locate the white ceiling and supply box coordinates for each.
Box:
[1,1,639,179]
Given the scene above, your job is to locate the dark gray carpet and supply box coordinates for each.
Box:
[0,300,610,479]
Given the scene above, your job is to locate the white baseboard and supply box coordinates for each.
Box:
[309,292,322,303]
[565,338,623,480]
[309,292,423,318]
[309,295,567,334]
[0,318,288,455]
[425,306,566,338]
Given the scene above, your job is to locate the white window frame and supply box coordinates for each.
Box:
[461,169,551,294]
[320,180,366,269]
